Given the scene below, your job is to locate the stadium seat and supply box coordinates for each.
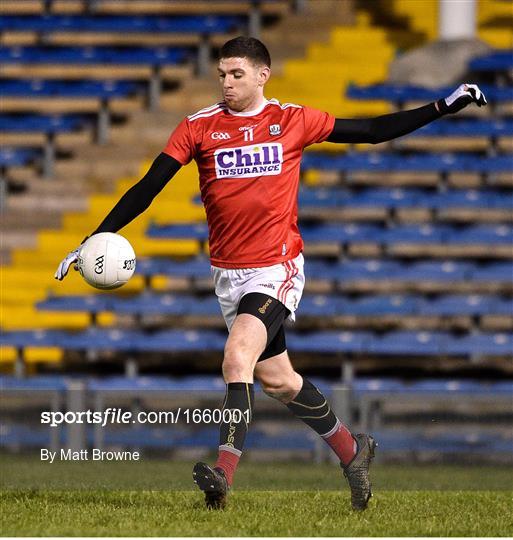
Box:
[420,294,499,316]
[367,331,445,355]
[8,328,510,357]
[469,50,513,72]
[0,78,143,143]
[0,14,245,34]
[354,377,513,396]
[299,187,513,210]
[444,332,513,356]
[0,44,189,65]
[286,331,373,353]
[412,118,513,138]
[301,152,513,175]
[0,113,93,177]
[470,262,513,281]
[0,113,90,133]
[0,146,40,171]
[346,83,513,105]
[136,256,211,279]
[0,77,141,106]
[0,374,68,391]
[0,14,243,75]
[129,256,513,294]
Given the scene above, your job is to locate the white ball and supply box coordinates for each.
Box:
[77,233,136,290]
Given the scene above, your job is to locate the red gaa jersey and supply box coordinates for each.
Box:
[163,98,335,268]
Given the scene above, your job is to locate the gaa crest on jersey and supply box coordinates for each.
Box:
[269,124,281,136]
[214,143,283,179]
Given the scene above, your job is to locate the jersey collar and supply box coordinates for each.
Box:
[226,98,269,117]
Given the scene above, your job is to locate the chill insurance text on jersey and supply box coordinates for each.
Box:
[163,98,335,269]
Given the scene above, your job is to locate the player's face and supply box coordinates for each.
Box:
[217,57,270,112]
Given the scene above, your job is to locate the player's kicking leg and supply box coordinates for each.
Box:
[255,352,377,511]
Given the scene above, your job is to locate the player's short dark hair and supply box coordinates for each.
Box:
[219,36,271,68]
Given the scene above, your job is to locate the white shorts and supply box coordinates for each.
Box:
[212,252,305,331]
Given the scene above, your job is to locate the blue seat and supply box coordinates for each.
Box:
[333,259,402,281]
[298,186,346,207]
[446,224,513,244]
[37,295,114,313]
[135,256,211,278]
[300,223,382,243]
[113,294,220,316]
[0,45,190,66]
[0,375,68,391]
[299,186,512,211]
[298,294,341,316]
[445,333,513,356]
[3,328,511,357]
[368,429,512,454]
[414,118,513,137]
[420,294,497,316]
[400,261,472,281]
[0,146,39,167]
[0,78,141,98]
[0,328,138,351]
[354,377,513,395]
[176,426,219,448]
[0,329,72,348]
[287,331,372,353]
[367,331,446,355]
[130,329,226,353]
[345,295,419,316]
[57,328,139,350]
[110,293,188,315]
[432,189,512,209]
[146,222,208,240]
[245,429,316,450]
[0,425,53,447]
[469,50,513,72]
[301,152,512,174]
[383,224,447,244]
[488,296,513,316]
[147,222,385,243]
[346,83,513,103]
[0,113,90,133]
[470,262,513,281]
[0,15,244,34]
[350,187,423,208]
[89,375,226,393]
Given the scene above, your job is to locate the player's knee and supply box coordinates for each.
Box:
[222,347,256,381]
[260,372,302,403]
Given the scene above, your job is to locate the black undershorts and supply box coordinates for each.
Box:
[237,292,290,361]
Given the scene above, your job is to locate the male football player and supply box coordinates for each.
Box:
[56,36,487,511]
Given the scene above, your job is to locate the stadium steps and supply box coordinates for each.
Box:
[266,11,395,122]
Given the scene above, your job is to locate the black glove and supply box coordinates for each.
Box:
[437,84,487,115]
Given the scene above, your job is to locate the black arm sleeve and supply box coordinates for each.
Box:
[326,102,441,144]
[92,152,181,236]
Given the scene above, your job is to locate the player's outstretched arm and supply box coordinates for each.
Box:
[326,83,487,145]
[54,153,181,280]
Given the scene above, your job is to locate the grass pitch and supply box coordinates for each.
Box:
[1,459,512,536]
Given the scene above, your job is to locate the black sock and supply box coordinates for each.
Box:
[218,382,254,455]
[286,378,338,436]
